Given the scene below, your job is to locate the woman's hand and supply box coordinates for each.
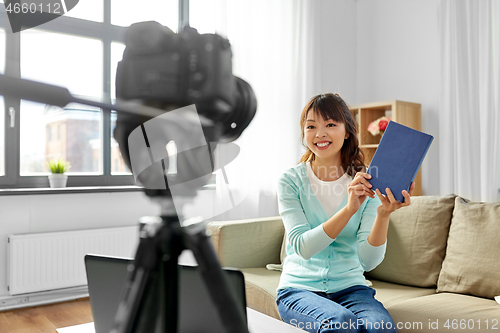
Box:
[346,172,375,215]
[375,182,415,218]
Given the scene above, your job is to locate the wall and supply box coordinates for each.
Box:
[0,191,159,298]
[356,0,441,195]
[313,0,358,102]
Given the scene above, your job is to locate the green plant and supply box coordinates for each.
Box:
[47,159,71,174]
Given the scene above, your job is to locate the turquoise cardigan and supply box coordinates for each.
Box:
[277,162,385,293]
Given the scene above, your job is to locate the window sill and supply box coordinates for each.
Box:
[0,184,216,196]
[0,185,144,196]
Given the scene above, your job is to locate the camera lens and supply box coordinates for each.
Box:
[220,76,257,142]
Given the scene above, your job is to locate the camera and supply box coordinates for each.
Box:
[113,21,256,199]
[115,21,257,142]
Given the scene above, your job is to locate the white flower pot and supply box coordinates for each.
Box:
[48,174,68,188]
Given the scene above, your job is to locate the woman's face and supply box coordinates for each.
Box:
[304,110,348,162]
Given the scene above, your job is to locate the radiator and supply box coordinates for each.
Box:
[8,226,139,295]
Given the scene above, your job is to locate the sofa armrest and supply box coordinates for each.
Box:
[207,216,284,268]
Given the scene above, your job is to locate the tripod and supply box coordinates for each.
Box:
[110,207,249,333]
[0,69,254,333]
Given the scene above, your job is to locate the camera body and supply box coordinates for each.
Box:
[115,21,256,145]
[116,22,236,117]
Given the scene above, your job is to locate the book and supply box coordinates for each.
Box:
[366,121,433,202]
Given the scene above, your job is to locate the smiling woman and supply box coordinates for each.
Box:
[275,93,415,333]
[299,93,364,179]
[303,113,348,179]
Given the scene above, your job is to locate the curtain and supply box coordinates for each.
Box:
[439,0,500,202]
[208,0,316,220]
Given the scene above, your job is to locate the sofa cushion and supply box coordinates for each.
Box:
[240,268,282,320]
[280,232,287,264]
[265,233,287,271]
[366,195,456,287]
[240,269,437,322]
[437,197,500,299]
[370,280,436,308]
[209,216,284,268]
[386,293,499,332]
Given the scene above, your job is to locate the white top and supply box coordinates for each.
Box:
[306,162,351,217]
[279,162,353,260]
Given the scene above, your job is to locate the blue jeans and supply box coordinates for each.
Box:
[276,285,396,333]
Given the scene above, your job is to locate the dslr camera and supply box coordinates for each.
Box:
[115,21,256,142]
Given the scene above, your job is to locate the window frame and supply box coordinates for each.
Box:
[0,0,189,189]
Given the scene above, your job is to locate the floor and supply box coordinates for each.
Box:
[0,251,199,333]
[0,298,92,333]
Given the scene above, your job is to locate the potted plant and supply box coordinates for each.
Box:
[47,159,71,188]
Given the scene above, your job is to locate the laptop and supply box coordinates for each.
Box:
[85,254,247,333]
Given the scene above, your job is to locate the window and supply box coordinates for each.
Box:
[189,0,218,34]
[111,0,178,28]
[65,0,104,22]
[20,31,103,176]
[0,0,184,188]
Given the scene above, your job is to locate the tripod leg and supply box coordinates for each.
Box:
[111,238,158,333]
[183,223,249,333]
[111,220,182,333]
[157,218,184,333]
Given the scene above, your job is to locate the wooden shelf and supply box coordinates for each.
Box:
[360,144,379,149]
[349,100,422,196]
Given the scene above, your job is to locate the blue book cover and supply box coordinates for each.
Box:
[367,121,433,202]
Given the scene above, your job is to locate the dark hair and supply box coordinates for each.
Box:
[299,93,365,177]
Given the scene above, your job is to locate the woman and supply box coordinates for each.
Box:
[276,93,414,333]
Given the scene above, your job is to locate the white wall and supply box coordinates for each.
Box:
[0,191,159,297]
[356,0,441,195]
[314,0,358,102]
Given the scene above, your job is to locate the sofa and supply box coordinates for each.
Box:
[207,195,500,332]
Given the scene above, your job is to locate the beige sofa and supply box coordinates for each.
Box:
[207,195,500,332]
